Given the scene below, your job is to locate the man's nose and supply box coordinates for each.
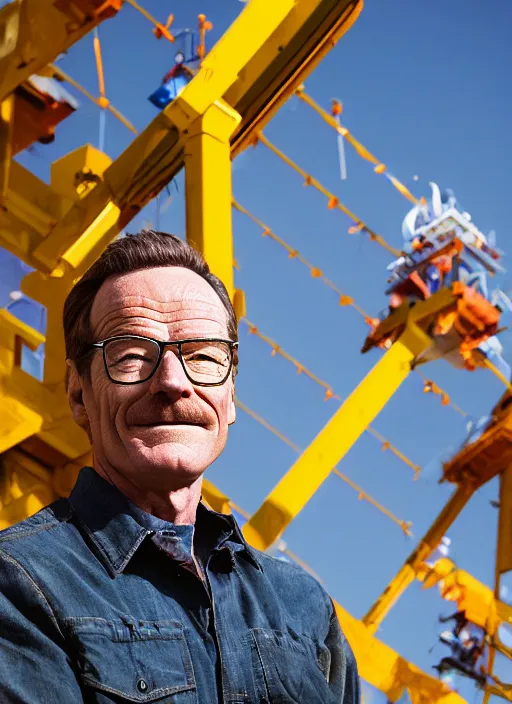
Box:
[149,349,194,398]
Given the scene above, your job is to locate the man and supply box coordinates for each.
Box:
[0,230,360,703]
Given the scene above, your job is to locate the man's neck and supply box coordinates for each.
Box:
[92,461,202,525]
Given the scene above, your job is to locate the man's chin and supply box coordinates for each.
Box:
[127,440,210,477]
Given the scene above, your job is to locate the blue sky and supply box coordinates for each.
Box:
[4,0,512,699]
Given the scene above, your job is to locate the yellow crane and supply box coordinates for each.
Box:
[0,1,509,701]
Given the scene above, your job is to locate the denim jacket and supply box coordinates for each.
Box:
[0,467,360,703]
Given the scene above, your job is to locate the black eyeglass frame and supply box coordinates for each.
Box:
[84,335,239,387]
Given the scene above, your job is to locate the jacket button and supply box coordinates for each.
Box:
[137,678,148,693]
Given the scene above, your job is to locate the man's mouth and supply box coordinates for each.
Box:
[135,421,202,427]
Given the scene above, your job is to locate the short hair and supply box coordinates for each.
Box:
[63,230,238,378]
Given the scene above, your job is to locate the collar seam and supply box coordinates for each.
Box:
[69,497,148,577]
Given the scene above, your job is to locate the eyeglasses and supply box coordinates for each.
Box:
[86,335,238,386]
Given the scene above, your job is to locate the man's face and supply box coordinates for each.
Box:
[68,266,236,492]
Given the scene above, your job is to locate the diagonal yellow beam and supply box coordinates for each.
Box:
[2,0,362,278]
[158,0,296,131]
[242,288,456,550]
[30,0,296,274]
[363,483,475,634]
[241,333,419,550]
[236,398,413,535]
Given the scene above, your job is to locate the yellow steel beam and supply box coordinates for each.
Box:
[0,486,57,531]
[227,0,363,156]
[0,0,121,102]
[30,0,297,274]
[333,600,467,704]
[0,0,362,266]
[0,160,69,266]
[242,289,457,550]
[483,684,512,703]
[497,465,512,579]
[241,334,420,550]
[14,0,361,276]
[0,0,362,272]
[201,479,231,515]
[163,0,296,131]
[362,483,475,634]
[0,308,90,459]
[14,146,115,385]
[185,100,241,299]
[486,464,512,691]
[0,93,14,205]
[417,559,512,661]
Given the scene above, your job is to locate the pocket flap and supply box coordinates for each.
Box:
[66,617,196,702]
[251,628,335,704]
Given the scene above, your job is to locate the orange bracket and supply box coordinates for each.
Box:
[198,14,213,60]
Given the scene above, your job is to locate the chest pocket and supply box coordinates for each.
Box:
[65,617,198,703]
[251,628,336,704]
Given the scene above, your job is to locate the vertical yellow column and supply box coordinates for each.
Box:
[363,482,475,634]
[496,465,512,586]
[184,99,241,300]
[483,464,512,702]
[0,93,14,205]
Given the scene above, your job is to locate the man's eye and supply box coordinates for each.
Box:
[113,354,153,365]
[188,353,216,362]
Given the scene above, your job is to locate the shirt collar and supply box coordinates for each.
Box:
[68,466,261,577]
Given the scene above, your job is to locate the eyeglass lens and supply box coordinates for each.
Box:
[104,338,232,384]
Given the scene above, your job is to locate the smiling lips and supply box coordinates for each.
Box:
[135,420,204,428]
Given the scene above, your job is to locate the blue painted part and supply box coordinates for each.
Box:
[20,346,45,382]
[148,29,201,110]
[6,297,46,334]
[5,296,46,382]
[148,73,191,109]
[173,29,199,62]
[0,250,32,308]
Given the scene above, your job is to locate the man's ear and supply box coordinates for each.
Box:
[227,381,236,426]
[66,361,90,435]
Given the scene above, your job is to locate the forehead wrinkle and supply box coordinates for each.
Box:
[91,272,228,339]
[93,302,227,340]
[119,293,224,310]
